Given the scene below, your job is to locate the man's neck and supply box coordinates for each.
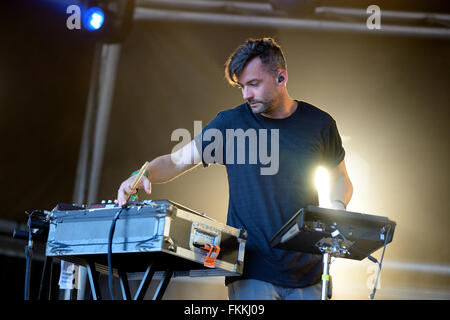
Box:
[261,96,298,119]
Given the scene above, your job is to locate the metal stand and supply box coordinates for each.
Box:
[85,259,173,300]
[37,256,59,300]
[24,239,33,300]
[320,252,331,300]
[86,261,102,300]
[317,230,351,300]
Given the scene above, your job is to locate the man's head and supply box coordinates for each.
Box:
[225,37,288,114]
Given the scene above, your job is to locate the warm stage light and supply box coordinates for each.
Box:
[314,166,331,208]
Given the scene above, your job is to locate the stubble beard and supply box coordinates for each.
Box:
[248,97,277,115]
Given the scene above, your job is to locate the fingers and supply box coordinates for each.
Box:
[116,175,152,207]
[117,179,133,207]
[142,176,152,194]
[129,175,151,194]
[116,184,128,207]
[125,184,137,195]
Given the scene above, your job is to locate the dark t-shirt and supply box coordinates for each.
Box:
[194,100,345,288]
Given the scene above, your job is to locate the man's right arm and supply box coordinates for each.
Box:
[116,139,201,206]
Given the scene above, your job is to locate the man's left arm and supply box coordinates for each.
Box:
[329,159,353,210]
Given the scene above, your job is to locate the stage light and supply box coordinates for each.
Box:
[314,166,331,208]
[83,7,104,31]
[77,0,135,43]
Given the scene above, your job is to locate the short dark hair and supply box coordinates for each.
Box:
[224,37,286,86]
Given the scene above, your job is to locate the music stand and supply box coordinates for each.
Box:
[270,205,396,300]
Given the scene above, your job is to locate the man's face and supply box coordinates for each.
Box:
[237,57,280,114]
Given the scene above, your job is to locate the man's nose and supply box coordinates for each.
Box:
[242,86,254,101]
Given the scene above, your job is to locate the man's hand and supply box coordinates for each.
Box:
[116,174,151,207]
[330,200,346,210]
[115,141,202,207]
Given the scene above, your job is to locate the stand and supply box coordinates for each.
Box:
[38,256,59,300]
[320,252,330,300]
[316,230,351,300]
[24,239,33,300]
[85,258,173,300]
[271,205,397,300]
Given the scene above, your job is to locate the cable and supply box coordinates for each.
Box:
[107,206,126,300]
[334,224,392,300]
[24,210,47,300]
[24,211,35,300]
[369,224,391,300]
[107,162,149,299]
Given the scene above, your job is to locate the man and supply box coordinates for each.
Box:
[117,37,353,300]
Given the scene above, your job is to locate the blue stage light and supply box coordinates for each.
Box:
[83,7,104,31]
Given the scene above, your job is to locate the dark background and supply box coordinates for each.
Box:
[0,0,449,299]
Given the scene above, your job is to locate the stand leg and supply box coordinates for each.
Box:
[118,270,132,300]
[24,243,33,300]
[321,252,330,300]
[153,269,173,300]
[86,262,102,300]
[49,260,60,300]
[134,261,157,300]
[38,256,53,300]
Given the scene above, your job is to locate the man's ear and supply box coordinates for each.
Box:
[277,70,287,85]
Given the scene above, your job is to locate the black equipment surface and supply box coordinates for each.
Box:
[270,205,396,260]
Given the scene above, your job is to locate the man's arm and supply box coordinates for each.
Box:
[329,159,353,210]
[116,139,201,206]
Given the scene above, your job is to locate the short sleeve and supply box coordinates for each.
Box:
[194,112,226,167]
[321,118,345,169]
